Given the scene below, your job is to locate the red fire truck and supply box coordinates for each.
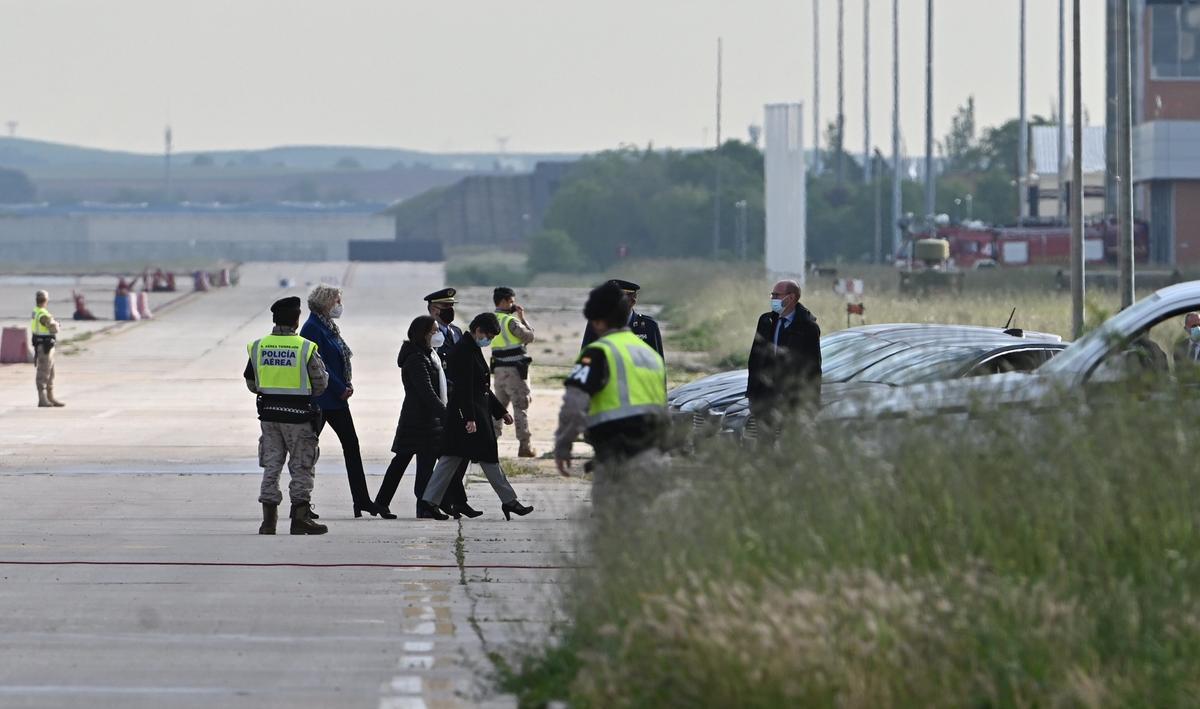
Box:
[900,219,1149,270]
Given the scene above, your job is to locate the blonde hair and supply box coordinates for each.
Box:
[307,283,342,314]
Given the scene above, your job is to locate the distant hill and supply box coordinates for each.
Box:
[0,136,582,205]
[0,136,581,177]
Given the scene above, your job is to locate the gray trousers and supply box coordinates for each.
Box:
[422,456,516,506]
[258,421,320,505]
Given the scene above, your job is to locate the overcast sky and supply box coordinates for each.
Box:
[1,0,1107,156]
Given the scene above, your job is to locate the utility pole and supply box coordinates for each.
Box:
[1071,0,1086,338]
[1116,0,1134,306]
[735,200,748,260]
[873,150,883,262]
[924,0,934,222]
[813,0,822,175]
[1018,0,1028,226]
[713,37,723,258]
[863,0,872,183]
[163,125,173,204]
[891,0,902,257]
[837,0,846,185]
[1058,0,1068,223]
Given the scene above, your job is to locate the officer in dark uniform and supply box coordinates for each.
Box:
[581,280,664,360]
[421,288,478,518]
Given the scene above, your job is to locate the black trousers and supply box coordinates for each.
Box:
[317,407,372,506]
[376,444,438,512]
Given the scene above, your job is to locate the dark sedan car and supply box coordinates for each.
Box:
[667,324,1067,441]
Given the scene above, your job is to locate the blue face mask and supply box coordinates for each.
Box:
[476,337,493,348]
[1191,326,1200,341]
[770,299,785,314]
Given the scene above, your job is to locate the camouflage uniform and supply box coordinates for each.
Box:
[244,325,330,505]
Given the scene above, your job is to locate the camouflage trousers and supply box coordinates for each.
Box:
[492,365,532,445]
[35,346,55,390]
[258,421,320,505]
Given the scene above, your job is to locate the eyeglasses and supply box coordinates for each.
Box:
[769,292,790,299]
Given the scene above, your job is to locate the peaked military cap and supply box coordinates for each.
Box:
[424,288,457,304]
[270,296,302,314]
[607,279,641,294]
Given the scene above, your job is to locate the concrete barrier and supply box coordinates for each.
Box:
[1,327,31,364]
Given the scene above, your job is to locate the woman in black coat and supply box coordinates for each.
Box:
[420,313,533,520]
[374,316,450,519]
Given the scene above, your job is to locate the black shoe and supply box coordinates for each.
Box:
[501,500,533,521]
[259,503,278,535]
[290,502,329,535]
[375,504,397,520]
[417,500,449,520]
[455,502,483,519]
[353,501,383,518]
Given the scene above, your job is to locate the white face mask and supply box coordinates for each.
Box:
[430,331,445,349]
[329,303,343,319]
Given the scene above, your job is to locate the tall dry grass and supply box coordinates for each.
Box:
[502,386,1200,707]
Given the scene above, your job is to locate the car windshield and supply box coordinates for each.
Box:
[1039,292,1164,375]
[850,346,985,385]
[821,337,911,381]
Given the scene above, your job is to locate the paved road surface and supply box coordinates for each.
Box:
[0,263,585,708]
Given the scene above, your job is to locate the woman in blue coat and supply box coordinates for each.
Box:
[302,284,387,518]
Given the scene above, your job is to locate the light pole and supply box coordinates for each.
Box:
[923,0,935,223]
[1116,0,1134,305]
[863,0,872,183]
[1018,0,1028,226]
[891,0,902,256]
[1071,0,1086,338]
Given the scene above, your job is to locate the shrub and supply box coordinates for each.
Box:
[527,229,587,274]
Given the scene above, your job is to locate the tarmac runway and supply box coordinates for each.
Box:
[0,262,586,708]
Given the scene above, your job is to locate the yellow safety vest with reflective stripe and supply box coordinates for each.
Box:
[493,311,527,364]
[30,307,53,336]
[247,334,318,396]
[586,330,667,427]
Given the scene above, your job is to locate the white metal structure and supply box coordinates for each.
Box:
[764,103,808,284]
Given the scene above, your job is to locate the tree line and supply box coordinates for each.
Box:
[528,97,1041,272]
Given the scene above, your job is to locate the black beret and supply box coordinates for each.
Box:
[608,279,640,293]
[493,286,515,302]
[424,288,457,304]
[584,282,627,322]
[270,296,302,314]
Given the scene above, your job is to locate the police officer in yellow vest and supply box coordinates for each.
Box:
[244,296,330,535]
[491,287,538,457]
[31,290,65,408]
[554,282,667,489]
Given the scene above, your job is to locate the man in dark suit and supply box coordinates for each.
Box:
[747,279,822,444]
[423,289,475,517]
[581,280,664,360]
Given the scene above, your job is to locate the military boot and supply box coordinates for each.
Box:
[259,503,278,535]
[518,442,538,458]
[45,388,65,407]
[37,386,51,408]
[290,502,328,535]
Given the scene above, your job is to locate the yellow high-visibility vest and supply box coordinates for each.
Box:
[493,311,527,363]
[30,307,53,336]
[586,330,667,426]
[247,334,318,396]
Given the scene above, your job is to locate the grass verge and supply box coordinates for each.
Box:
[504,385,1200,707]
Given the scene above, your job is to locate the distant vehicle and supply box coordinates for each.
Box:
[899,218,1150,271]
[668,324,1067,443]
[820,281,1200,424]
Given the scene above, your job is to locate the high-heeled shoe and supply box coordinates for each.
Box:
[438,502,462,520]
[501,500,533,521]
[374,504,397,520]
[417,500,449,520]
[354,501,383,518]
[454,502,483,519]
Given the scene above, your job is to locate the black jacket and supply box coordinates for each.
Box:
[747,306,822,410]
[392,340,447,453]
[582,311,664,360]
[442,335,508,464]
